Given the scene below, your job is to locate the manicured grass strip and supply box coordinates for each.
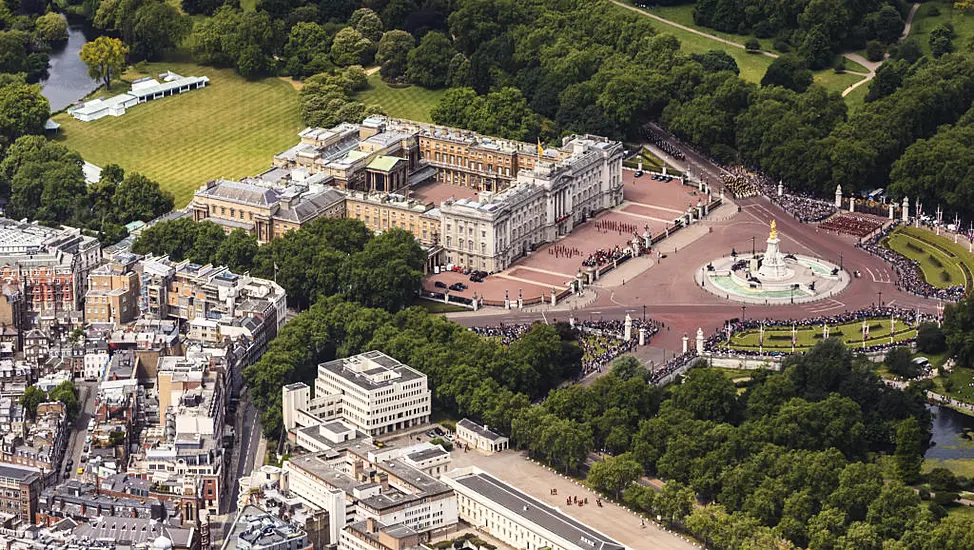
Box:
[52,61,303,207]
[354,74,447,123]
[720,318,917,352]
[884,226,974,289]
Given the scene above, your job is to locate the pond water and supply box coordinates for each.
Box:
[39,22,99,112]
[925,404,974,460]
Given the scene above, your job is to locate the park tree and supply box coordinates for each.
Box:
[375,30,414,79]
[0,135,86,224]
[350,7,383,42]
[884,346,919,379]
[656,481,695,525]
[761,55,813,92]
[132,218,228,263]
[943,296,974,368]
[672,367,738,422]
[916,322,947,354]
[873,4,905,44]
[214,229,259,273]
[406,31,453,88]
[588,453,642,499]
[610,355,645,381]
[692,50,740,74]
[130,1,190,61]
[0,79,48,148]
[181,0,220,16]
[79,36,128,90]
[893,417,925,484]
[340,228,424,312]
[48,380,79,420]
[19,386,46,420]
[331,27,374,66]
[111,172,174,223]
[929,23,955,58]
[34,12,69,42]
[284,22,333,78]
[926,467,959,492]
[866,480,923,540]
[0,30,50,82]
[798,25,833,70]
[865,59,907,102]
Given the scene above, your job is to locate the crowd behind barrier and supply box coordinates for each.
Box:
[703,306,936,356]
[819,214,885,237]
[648,351,698,385]
[753,176,837,222]
[859,223,966,301]
[470,318,662,380]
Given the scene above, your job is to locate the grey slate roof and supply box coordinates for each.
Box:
[454,471,624,550]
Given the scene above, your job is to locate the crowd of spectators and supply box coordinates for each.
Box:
[470,323,531,346]
[648,351,698,384]
[859,223,966,301]
[819,214,885,237]
[752,176,837,222]
[703,305,936,356]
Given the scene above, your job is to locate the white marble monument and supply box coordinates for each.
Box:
[757,220,793,280]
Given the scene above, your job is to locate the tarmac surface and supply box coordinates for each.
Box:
[441,126,942,354]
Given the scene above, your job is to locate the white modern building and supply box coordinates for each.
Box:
[442,467,626,550]
[282,351,430,437]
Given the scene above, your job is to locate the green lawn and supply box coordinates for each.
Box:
[884,226,974,289]
[909,1,974,58]
[720,318,918,353]
[924,458,974,478]
[623,148,683,175]
[814,70,869,95]
[355,74,447,123]
[844,82,870,112]
[932,367,974,407]
[52,61,303,207]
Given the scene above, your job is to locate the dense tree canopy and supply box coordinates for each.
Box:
[0,77,48,150]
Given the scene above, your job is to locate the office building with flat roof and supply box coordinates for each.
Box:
[442,467,626,550]
[283,351,430,437]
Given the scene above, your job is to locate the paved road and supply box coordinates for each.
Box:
[62,381,97,482]
[450,127,941,354]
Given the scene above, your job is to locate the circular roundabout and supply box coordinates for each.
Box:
[695,220,850,305]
